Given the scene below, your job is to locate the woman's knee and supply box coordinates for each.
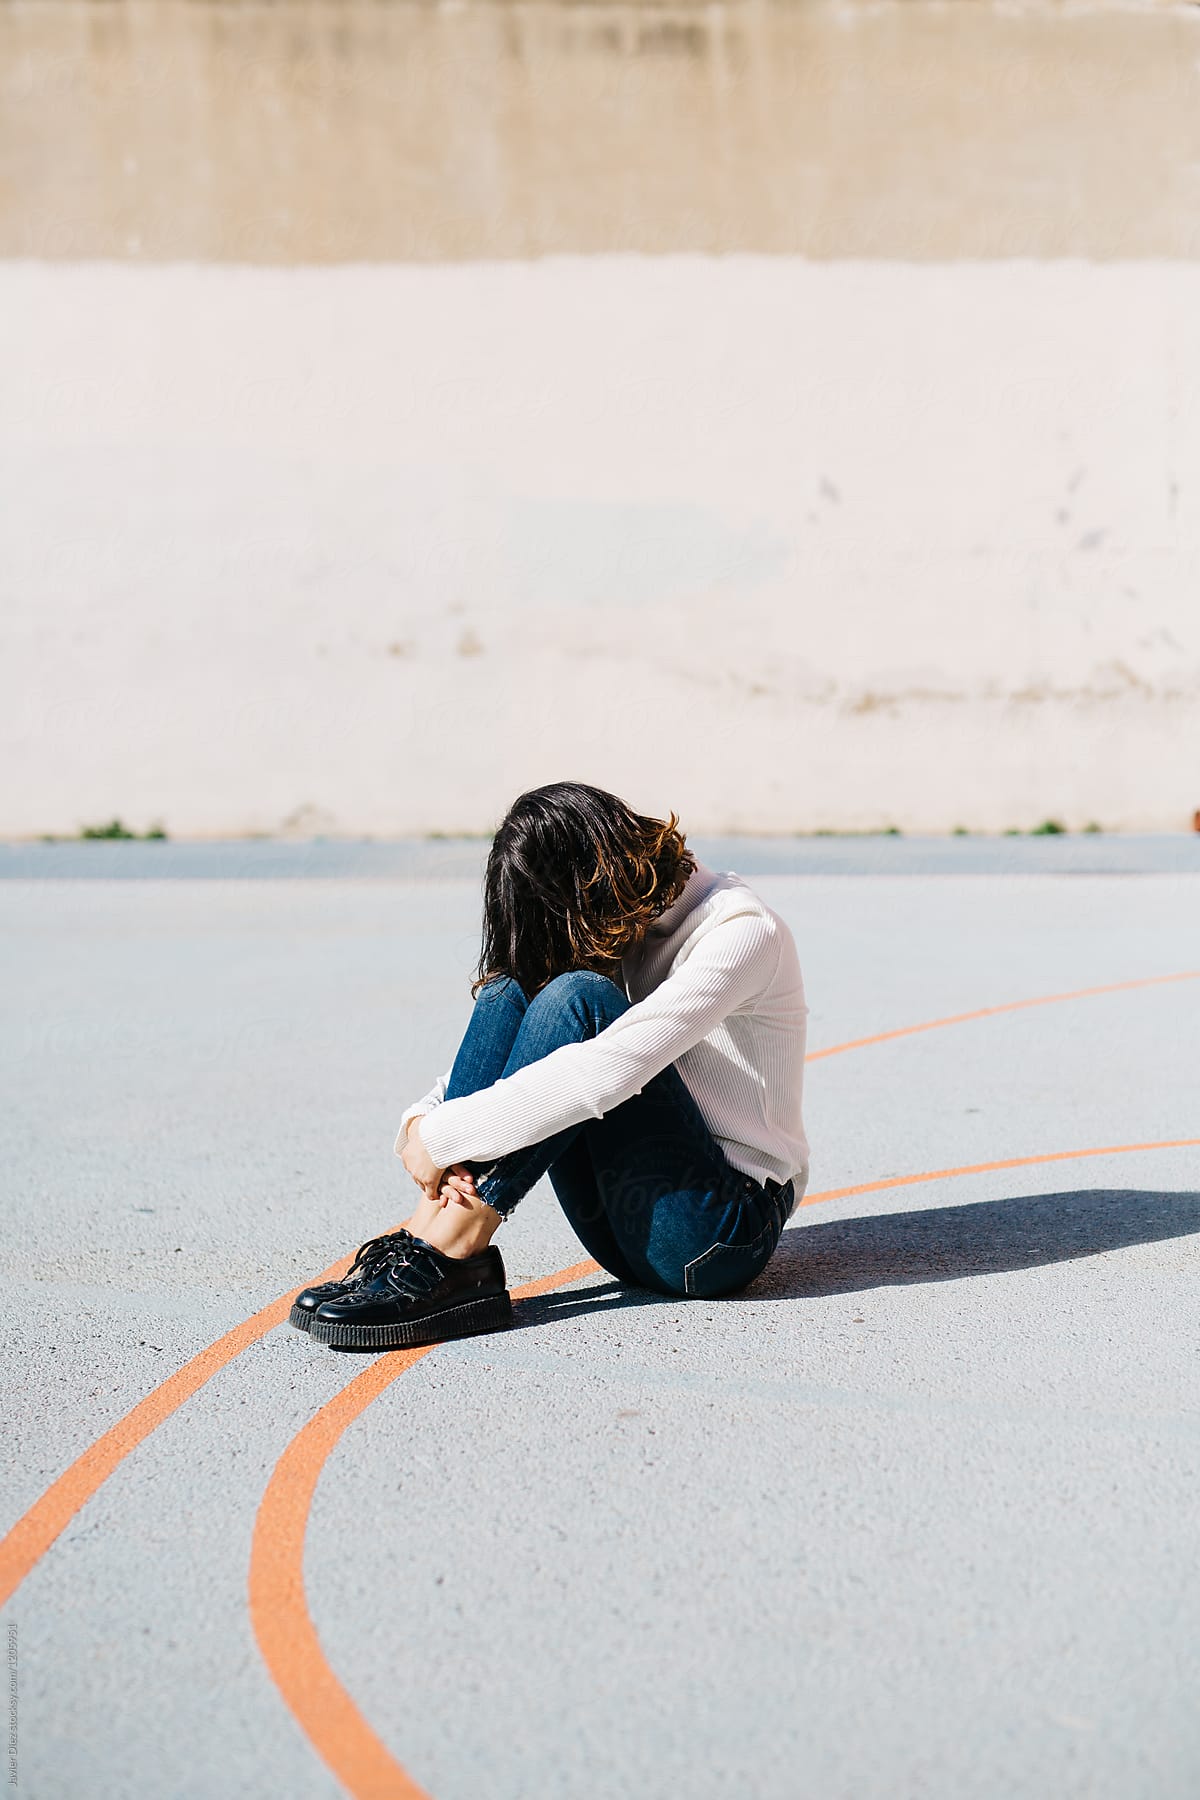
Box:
[475,973,528,1012]
[529,967,627,1023]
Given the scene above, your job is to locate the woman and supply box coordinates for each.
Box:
[291,782,810,1349]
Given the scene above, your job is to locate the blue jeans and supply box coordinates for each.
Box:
[441,971,793,1299]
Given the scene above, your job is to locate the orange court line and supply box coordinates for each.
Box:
[802,1137,1200,1206]
[249,1347,437,1800]
[0,1257,356,1612]
[248,1261,598,1800]
[805,970,1200,1060]
[0,966,1194,1616]
[250,1132,1200,1800]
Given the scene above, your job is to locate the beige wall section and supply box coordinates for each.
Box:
[3,258,1197,837]
[2,1,1200,262]
[4,3,1197,834]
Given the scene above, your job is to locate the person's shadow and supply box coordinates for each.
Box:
[516,1186,1200,1325]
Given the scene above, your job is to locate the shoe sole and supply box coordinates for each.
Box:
[290,1293,357,1332]
[307,1291,514,1350]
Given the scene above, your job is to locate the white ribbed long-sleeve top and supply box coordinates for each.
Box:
[394,858,811,1212]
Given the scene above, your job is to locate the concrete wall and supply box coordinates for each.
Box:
[4,257,1197,836]
[2,3,1197,835]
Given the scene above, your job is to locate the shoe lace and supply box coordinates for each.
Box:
[345,1228,416,1282]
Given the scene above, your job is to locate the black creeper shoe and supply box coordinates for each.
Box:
[308,1233,513,1349]
[289,1228,419,1333]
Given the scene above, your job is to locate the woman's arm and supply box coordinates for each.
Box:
[393,1067,452,1157]
[414,908,781,1171]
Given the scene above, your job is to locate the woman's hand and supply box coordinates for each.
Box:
[401,1119,480,1210]
[437,1165,479,1209]
[400,1117,445,1201]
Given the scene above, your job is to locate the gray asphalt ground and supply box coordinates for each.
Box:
[3,844,1199,1798]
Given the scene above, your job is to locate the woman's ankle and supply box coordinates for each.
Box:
[399,1197,439,1245]
[421,1194,503,1260]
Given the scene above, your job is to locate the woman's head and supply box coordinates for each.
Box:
[473,782,696,1000]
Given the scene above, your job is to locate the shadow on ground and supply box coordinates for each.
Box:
[517,1187,1200,1325]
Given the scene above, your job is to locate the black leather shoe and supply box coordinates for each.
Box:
[289,1228,419,1333]
[308,1233,513,1349]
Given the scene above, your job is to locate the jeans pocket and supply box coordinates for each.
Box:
[682,1214,780,1300]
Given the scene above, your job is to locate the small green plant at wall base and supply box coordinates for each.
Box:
[1031,819,1067,835]
[1083,821,1103,834]
[76,818,169,841]
[952,826,970,835]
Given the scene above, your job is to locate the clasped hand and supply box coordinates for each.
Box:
[401,1117,479,1209]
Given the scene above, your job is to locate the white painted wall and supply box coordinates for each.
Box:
[3,258,1197,835]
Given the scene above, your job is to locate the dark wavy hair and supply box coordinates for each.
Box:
[471,782,697,1001]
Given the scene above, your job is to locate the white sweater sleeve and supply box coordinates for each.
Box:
[413,910,781,1169]
[395,1067,452,1151]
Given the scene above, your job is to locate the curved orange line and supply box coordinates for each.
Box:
[251,1134,1200,1798]
[805,970,1200,1060]
[249,1347,437,1800]
[800,1137,1200,1205]
[0,967,1193,1614]
[0,1255,354,1611]
[248,1259,599,1800]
